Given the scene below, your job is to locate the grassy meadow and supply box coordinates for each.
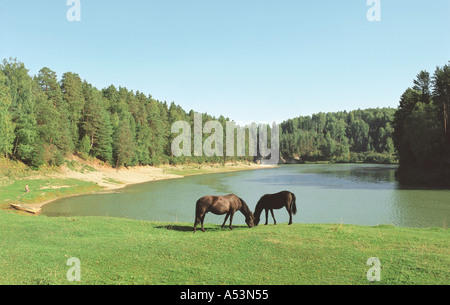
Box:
[0,210,448,285]
[0,178,101,209]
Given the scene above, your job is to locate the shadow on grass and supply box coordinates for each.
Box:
[154,224,251,233]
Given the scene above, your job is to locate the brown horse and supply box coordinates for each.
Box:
[254,191,297,226]
[194,194,255,233]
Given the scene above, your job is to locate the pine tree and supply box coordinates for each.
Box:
[36,67,74,155]
[61,72,85,146]
[113,115,135,167]
[133,92,152,165]
[80,82,113,163]
[147,99,169,165]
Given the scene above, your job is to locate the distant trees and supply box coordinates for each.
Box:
[393,62,450,186]
[280,108,396,164]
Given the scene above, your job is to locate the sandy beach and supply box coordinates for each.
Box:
[57,163,183,191]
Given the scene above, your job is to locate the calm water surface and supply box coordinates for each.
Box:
[41,164,450,228]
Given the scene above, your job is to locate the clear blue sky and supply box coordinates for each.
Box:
[1,0,449,124]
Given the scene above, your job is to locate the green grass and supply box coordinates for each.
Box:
[0,157,102,211]
[0,211,448,285]
[0,178,102,210]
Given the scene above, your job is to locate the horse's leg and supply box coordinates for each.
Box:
[270,209,277,225]
[194,213,202,233]
[222,213,230,229]
[286,206,293,225]
[194,218,198,233]
[264,209,269,225]
[201,214,207,232]
[229,211,235,230]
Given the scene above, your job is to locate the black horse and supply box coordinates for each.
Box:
[194,194,255,233]
[254,191,297,226]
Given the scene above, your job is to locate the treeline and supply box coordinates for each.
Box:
[393,62,450,186]
[280,108,396,163]
[0,59,253,168]
[0,58,398,169]
[2,57,448,184]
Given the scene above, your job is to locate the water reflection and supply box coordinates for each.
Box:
[192,172,236,194]
[249,164,398,190]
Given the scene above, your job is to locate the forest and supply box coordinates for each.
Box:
[393,63,450,186]
[279,107,396,164]
[0,58,252,168]
[0,58,449,186]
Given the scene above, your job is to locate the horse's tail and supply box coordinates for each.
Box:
[195,199,200,215]
[291,192,297,215]
[195,198,205,216]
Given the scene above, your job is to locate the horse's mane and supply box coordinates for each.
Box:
[238,197,252,216]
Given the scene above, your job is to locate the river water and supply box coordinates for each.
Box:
[41,164,450,228]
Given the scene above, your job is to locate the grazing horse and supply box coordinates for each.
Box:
[194,194,255,233]
[254,191,297,226]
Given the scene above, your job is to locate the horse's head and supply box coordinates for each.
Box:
[245,214,255,228]
[238,196,255,228]
[254,214,260,226]
[253,196,266,226]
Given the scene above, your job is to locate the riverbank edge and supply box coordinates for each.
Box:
[1,161,277,214]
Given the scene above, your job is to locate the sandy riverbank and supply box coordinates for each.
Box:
[56,160,275,191]
[56,164,182,191]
